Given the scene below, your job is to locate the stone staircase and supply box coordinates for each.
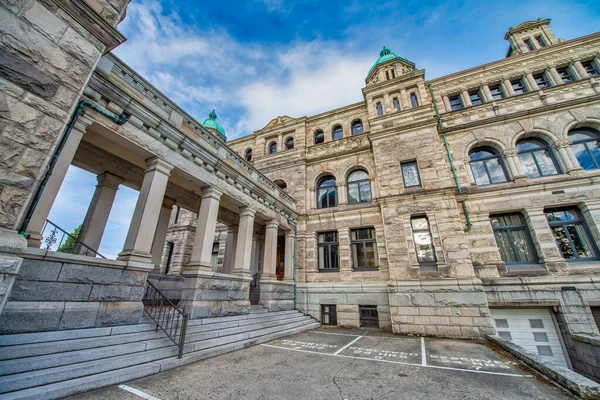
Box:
[0,307,319,399]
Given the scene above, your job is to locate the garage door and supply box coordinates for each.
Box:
[490,308,569,368]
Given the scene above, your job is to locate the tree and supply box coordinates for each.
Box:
[57,224,82,254]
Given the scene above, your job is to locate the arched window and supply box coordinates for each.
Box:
[314,129,324,144]
[274,180,287,192]
[332,125,343,141]
[317,175,337,209]
[285,137,294,150]
[569,128,600,170]
[269,142,277,154]
[516,138,560,178]
[393,97,400,112]
[351,120,364,135]
[376,102,383,116]
[410,93,419,108]
[244,148,252,161]
[469,147,509,186]
[347,169,372,204]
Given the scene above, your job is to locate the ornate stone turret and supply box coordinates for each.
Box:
[504,18,560,57]
[365,46,416,86]
[201,109,226,141]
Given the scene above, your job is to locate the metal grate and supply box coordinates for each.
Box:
[321,304,337,326]
[359,305,379,328]
[142,280,188,358]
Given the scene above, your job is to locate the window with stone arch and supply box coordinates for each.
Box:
[332,125,343,141]
[347,169,372,205]
[516,138,560,178]
[410,93,419,108]
[314,129,324,144]
[569,128,600,170]
[268,141,277,154]
[285,137,294,150]
[469,146,509,186]
[316,175,337,209]
[274,179,287,192]
[351,120,364,135]
[244,148,252,161]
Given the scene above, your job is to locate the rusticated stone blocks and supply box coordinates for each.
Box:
[259,280,294,311]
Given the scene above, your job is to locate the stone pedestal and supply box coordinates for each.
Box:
[0,229,27,314]
[181,270,251,319]
[259,280,294,311]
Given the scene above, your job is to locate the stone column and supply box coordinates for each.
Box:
[573,61,589,79]
[548,67,564,86]
[502,149,527,180]
[150,197,176,271]
[223,225,238,274]
[400,88,410,110]
[337,182,347,206]
[261,220,279,280]
[76,172,124,254]
[383,93,391,113]
[284,230,295,281]
[25,122,88,247]
[481,85,493,102]
[461,90,472,107]
[250,233,259,275]
[523,208,566,273]
[503,79,515,96]
[442,96,452,112]
[186,187,223,272]
[552,139,583,174]
[232,207,256,275]
[118,157,173,264]
[525,73,539,91]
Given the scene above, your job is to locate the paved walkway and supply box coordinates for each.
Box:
[69,327,572,400]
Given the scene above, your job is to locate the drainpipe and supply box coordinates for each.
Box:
[287,216,298,310]
[19,99,130,237]
[427,85,472,232]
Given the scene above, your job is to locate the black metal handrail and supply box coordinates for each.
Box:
[41,219,106,258]
[250,272,259,288]
[142,280,188,359]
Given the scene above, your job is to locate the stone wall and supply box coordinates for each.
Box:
[569,334,600,382]
[0,251,145,333]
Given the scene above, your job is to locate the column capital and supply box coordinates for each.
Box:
[201,186,223,200]
[239,206,256,218]
[285,229,295,239]
[96,172,124,190]
[145,157,173,175]
[265,219,279,229]
[552,139,572,150]
[502,149,519,158]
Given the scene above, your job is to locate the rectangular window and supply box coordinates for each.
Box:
[174,206,181,224]
[359,305,379,328]
[535,35,546,47]
[351,228,379,270]
[468,89,483,106]
[489,84,505,100]
[321,304,337,325]
[545,208,598,260]
[401,160,421,188]
[448,95,463,111]
[210,242,219,269]
[556,67,574,83]
[582,60,599,77]
[511,78,528,95]
[491,214,537,265]
[385,71,390,80]
[318,231,339,271]
[411,216,436,265]
[533,73,551,89]
[523,38,535,51]
[164,242,174,274]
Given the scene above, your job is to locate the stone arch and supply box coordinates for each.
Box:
[312,170,338,188]
[341,163,374,181]
[563,117,600,137]
[464,137,507,159]
[511,128,560,148]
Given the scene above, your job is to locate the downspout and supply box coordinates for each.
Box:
[427,85,472,232]
[287,216,298,310]
[19,99,130,237]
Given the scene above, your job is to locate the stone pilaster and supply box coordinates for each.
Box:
[284,230,295,281]
[118,157,173,266]
[552,139,582,174]
[232,207,256,275]
[222,225,238,274]
[502,149,527,180]
[260,220,279,280]
[77,172,124,253]
[186,187,222,272]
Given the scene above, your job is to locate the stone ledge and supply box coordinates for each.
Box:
[488,334,600,399]
[573,334,600,347]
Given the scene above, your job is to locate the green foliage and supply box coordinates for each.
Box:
[57,224,82,253]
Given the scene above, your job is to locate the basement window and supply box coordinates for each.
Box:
[359,305,379,328]
[321,304,337,325]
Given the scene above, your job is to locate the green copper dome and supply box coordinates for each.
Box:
[368,46,403,75]
[201,109,225,135]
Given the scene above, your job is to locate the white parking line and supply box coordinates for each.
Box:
[260,344,531,378]
[421,337,427,366]
[333,335,363,355]
[118,385,162,400]
[311,331,420,340]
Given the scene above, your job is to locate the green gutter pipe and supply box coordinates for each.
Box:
[19,99,129,237]
[427,85,472,232]
[287,216,298,310]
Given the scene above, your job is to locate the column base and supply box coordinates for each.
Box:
[117,249,152,263]
[180,270,252,319]
[184,261,213,274]
[258,280,295,311]
[25,232,43,249]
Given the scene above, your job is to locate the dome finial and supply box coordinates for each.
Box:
[209,109,217,120]
[380,46,391,57]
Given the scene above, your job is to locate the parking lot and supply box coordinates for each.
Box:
[70,327,571,400]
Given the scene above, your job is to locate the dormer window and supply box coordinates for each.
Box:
[535,35,546,47]
[410,93,419,108]
[376,102,383,116]
[245,148,252,161]
[385,71,390,80]
[393,97,400,112]
[269,142,277,154]
[285,137,294,150]
[523,38,535,51]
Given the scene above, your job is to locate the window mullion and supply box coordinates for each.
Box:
[532,151,544,176]
[562,222,579,259]
[506,229,520,262]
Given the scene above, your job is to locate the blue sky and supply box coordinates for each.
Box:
[49,0,600,258]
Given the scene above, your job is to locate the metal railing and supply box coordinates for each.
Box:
[250,272,259,289]
[41,219,106,258]
[142,280,188,359]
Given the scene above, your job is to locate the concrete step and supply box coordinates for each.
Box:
[0,320,320,400]
[0,330,167,360]
[248,306,268,314]
[185,311,307,334]
[191,310,298,326]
